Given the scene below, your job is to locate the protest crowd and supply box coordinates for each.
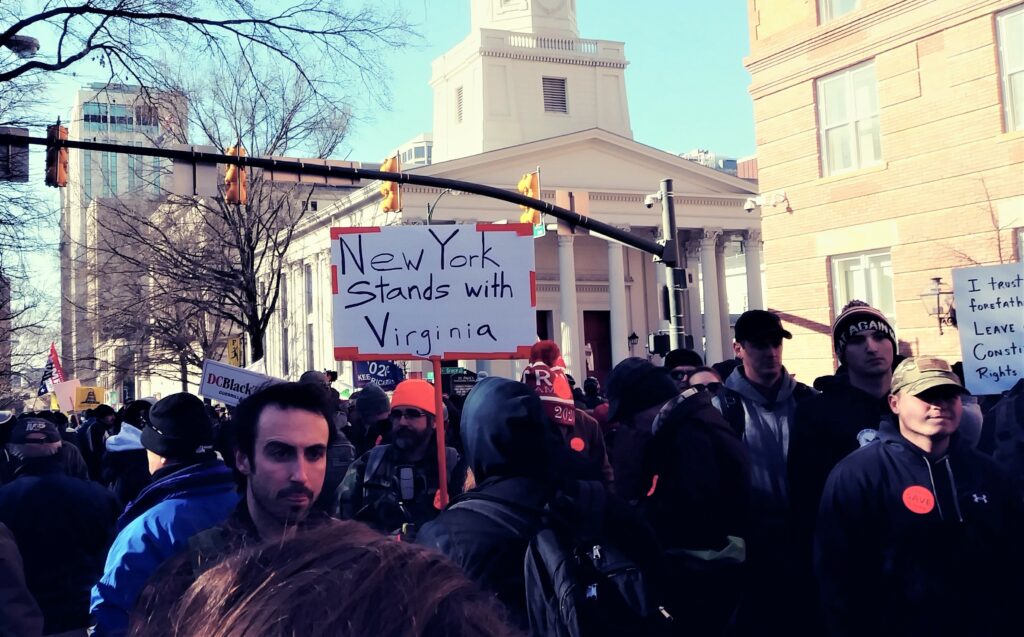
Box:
[0,303,1021,637]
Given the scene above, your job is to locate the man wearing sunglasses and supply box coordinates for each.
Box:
[338,379,466,537]
[664,348,705,391]
[713,309,816,635]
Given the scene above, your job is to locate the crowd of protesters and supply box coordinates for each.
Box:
[0,301,1022,636]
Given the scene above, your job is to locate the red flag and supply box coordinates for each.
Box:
[50,342,66,383]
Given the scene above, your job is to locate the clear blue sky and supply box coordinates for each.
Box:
[342,0,756,162]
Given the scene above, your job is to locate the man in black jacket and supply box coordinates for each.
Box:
[0,416,120,636]
[815,357,1023,636]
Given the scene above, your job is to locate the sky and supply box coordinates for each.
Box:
[341,0,757,161]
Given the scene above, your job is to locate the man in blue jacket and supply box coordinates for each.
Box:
[815,357,1023,636]
[90,393,238,637]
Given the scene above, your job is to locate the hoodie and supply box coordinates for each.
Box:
[102,423,152,507]
[814,421,1024,637]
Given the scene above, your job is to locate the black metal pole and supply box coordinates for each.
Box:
[3,132,666,259]
[660,178,684,350]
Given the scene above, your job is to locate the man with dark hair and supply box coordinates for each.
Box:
[82,403,117,480]
[136,382,338,623]
[713,309,816,634]
[298,372,355,515]
[0,416,120,636]
[91,393,238,637]
[338,379,465,536]
[815,357,1023,636]
[663,348,705,391]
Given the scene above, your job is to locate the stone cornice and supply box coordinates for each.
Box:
[480,48,627,69]
[746,0,1002,98]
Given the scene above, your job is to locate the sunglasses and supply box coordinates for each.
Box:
[691,382,722,394]
[390,408,427,420]
[669,370,693,381]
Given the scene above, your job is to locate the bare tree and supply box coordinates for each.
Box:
[88,56,350,384]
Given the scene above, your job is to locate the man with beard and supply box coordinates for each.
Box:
[133,382,337,624]
[337,379,466,536]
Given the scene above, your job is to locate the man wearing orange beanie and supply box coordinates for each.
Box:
[337,379,466,537]
[522,341,614,488]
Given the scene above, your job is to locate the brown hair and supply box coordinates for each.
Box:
[132,521,520,637]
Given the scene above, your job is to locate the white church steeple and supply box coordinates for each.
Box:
[431,0,631,163]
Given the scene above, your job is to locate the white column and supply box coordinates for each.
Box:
[699,228,724,365]
[558,234,580,378]
[744,229,765,311]
[685,240,704,357]
[716,236,732,362]
[607,241,628,366]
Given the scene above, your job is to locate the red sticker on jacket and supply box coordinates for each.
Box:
[902,485,935,514]
[570,437,586,452]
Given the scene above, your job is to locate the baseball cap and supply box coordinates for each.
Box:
[734,310,793,342]
[9,417,62,444]
[890,357,967,396]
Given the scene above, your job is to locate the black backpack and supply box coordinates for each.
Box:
[450,481,673,637]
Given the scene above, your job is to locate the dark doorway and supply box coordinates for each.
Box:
[536,310,553,341]
[583,310,612,386]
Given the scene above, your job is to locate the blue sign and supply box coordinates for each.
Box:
[353,361,405,391]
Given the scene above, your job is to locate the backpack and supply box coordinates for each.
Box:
[362,444,460,502]
[450,481,673,637]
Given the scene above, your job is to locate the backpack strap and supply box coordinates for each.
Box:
[718,387,747,438]
[361,444,391,501]
[448,492,535,537]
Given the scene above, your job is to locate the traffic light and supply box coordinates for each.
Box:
[379,154,401,212]
[44,123,68,188]
[517,170,540,225]
[224,145,247,205]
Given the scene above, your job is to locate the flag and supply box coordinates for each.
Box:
[36,342,65,396]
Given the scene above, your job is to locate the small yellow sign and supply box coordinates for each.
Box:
[226,337,243,367]
[74,386,106,411]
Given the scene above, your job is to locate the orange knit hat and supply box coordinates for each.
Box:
[390,379,436,416]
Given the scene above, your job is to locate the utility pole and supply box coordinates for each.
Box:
[658,178,685,351]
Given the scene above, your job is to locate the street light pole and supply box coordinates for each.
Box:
[659,178,684,350]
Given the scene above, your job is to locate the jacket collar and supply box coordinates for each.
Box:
[725,366,798,405]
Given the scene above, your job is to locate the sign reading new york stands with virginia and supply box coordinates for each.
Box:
[330,224,537,360]
[952,261,1024,395]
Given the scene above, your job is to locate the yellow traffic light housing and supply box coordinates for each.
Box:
[517,171,540,225]
[44,123,69,188]
[379,154,401,212]
[225,145,248,205]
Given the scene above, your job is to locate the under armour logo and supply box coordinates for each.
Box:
[972,493,988,504]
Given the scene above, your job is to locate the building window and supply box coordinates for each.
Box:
[135,104,159,134]
[150,157,162,194]
[127,153,137,192]
[110,104,129,132]
[304,263,313,316]
[831,250,895,323]
[102,151,117,196]
[83,102,107,132]
[306,324,315,371]
[279,272,288,321]
[997,5,1024,132]
[456,86,464,123]
[543,77,568,113]
[816,61,881,176]
[819,0,858,23]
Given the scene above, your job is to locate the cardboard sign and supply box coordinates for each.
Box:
[353,360,405,391]
[199,359,277,406]
[74,386,106,411]
[952,262,1024,395]
[52,379,81,412]
[330,224,537,360]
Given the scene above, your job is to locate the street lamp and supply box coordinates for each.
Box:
[919,276,957,334]
[426,188,461,224]
[628,332,639,351]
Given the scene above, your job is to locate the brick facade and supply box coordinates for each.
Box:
[746,0,1024,381]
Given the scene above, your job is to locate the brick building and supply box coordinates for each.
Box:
[745,0,1024,381]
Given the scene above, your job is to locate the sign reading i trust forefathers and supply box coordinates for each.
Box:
[952,262,1024,395]
[331,224,536,360]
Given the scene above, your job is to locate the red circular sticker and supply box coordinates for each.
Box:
[902,485,935,515]
[570,437,586,452]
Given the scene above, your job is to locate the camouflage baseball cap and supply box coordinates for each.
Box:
[890,357,966,396]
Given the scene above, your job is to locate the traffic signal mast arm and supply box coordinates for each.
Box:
[3,131,669,262]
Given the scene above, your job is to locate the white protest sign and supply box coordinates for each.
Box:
[952,261,1024,395]
[52,379,81,412]
[330,224,536,360]
[199,359,277,406]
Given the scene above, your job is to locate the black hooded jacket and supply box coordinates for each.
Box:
[814,421,1024,637]
[788,373,892,541]
[417,378,556,625]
